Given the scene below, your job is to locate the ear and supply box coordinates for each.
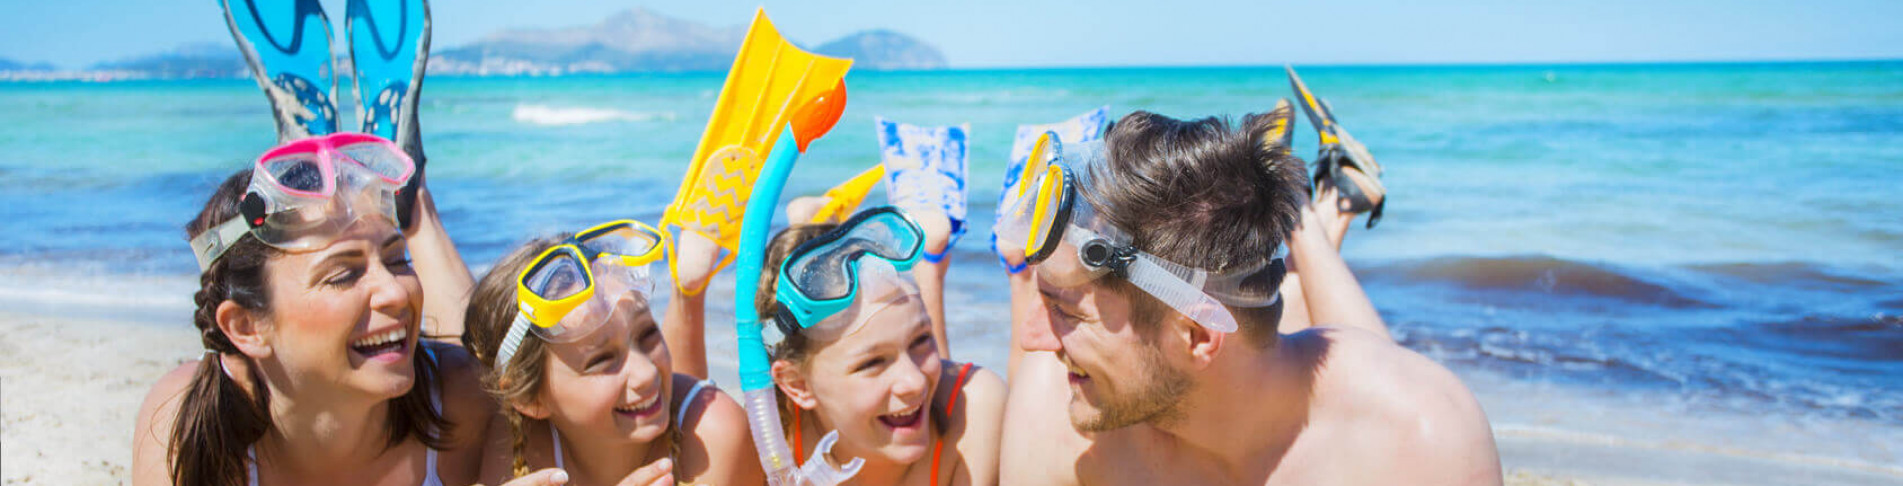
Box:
[1170,313,1224,371]
[771,360,820,410]
[215,300,273,360]
[513,392,552,420]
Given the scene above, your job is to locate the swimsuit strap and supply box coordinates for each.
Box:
[550,422,567,470]
[248,446,260,486]
[931,362,975,486]
[422,344,445,486]
[675,379,716,429]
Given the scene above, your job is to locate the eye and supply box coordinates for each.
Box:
[585,352,616,372]
[638,327,662,347]
[325,266,364,287]
[854,357,887,373]
[910,333,934,350]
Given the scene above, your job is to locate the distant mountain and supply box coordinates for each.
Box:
[90,42,244,79]
[816,30,946,70]
[0,58,57,72]
[432,8,945,75]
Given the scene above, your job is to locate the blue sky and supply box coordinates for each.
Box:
[3,0,1900,69]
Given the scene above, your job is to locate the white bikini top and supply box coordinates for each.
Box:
[247,347,445,486]
[551,379,715,470]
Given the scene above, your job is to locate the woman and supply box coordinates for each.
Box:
[129,134,543,485]
[759,208,1006,486]
[461,224,764,486]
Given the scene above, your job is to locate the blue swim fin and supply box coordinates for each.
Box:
[221,0,339,142]
[876,118,970,261]
[346,0,430,165]
[346,0,431,229]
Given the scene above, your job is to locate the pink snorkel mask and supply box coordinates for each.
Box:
[189,133,417,271]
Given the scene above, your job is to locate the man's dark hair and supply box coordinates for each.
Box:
[1085,108,1308,348]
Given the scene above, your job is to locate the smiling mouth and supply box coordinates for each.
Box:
[614,394,665,419]
[877,405,925,429]
[1060,355,1090,384]
[349,328,409,358]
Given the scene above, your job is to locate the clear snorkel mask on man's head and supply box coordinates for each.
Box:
[994,136,1287,333]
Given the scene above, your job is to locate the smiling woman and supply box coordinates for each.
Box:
[127,134,498,486]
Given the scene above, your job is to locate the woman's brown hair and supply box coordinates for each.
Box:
[172,169,446,486]
[462,234,682,479]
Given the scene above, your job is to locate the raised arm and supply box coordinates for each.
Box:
[405,184,477,342]
[1283,201,1389,340]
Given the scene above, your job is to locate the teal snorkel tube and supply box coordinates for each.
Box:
[733,80,863,486]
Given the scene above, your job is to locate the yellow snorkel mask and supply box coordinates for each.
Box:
[994,135,1286,333]
[494,220,668,371]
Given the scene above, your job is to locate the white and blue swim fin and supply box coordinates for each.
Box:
[876,118,970,263]
[221,0,339,142]
[345,0,431,229]
[346,0,430,165]
[991,106,1110,272]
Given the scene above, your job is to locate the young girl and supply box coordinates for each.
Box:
[461,221,764,486]
[758,208,1006,486]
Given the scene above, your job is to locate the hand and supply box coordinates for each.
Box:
[786,195,830,225]
[617,457,675,486]
[910,208,953,257]
[673,229,721,295]
[489,468,569,486]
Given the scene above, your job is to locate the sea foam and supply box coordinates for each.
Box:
[511,104,674,126]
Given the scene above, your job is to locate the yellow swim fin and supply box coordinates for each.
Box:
[807,164,885,224]
[662,8,853,294]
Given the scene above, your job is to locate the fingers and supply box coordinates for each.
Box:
[617,457,675,486]
[495,468,570,486]
[673,229,720,292]
[786,195,829,224]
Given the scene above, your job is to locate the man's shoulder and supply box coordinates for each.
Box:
[1000,352,1088,486]
[1298,327,1504,484]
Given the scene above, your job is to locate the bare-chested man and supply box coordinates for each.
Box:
[997,108,1502,485]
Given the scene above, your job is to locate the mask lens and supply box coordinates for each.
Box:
[1023,165,1070,263]
[579,223,663,263]
[264,155,328,193]
[785,210,922,303]
[335,142,413,183]
[524,252,592,304]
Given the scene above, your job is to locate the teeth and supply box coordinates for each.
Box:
[616,394,660,413]
[883,405,922,418]
[351,328,408,348]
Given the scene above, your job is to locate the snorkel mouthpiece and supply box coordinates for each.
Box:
[790,80,847,152]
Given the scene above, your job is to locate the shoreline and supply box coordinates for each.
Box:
[0,264,1896,486]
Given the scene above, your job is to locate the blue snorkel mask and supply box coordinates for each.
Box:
[774,206,925,330]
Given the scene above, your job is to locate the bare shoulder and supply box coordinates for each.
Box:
[999,353,1085,486]
[426,342,497,447]
[1304,327,1503,484]
[938,362,1005,486]
[673,375,765,485]
[132,361,201,486]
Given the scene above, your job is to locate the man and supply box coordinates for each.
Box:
[999,109,1502,485]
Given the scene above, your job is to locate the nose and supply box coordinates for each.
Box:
[365,258,415,322]
[1014,290,1064,353]
[890,354,929,403]
[622,349,663,399]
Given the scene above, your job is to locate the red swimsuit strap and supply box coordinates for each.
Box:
[932,362,976,485]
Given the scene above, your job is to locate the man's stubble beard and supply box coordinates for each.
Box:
[1073,342,1193,433]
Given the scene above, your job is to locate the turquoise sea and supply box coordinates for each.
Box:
[2,62,1899,468]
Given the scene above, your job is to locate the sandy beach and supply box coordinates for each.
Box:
[4,299,1899,485]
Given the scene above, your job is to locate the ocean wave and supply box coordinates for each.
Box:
[511,104,674,126]
[1362,255,1708,308]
